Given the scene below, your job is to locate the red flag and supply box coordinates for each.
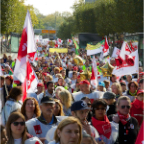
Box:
[135,120,144,144]
[102,37,109,57]
[14,11,38,101]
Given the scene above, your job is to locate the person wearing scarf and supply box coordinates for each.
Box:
[130,89,144,126]
[123,81,138,102]
[91,99,118,144]
[109,96,139,144]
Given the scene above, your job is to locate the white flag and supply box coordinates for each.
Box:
[91,56,98,88]
[112,50,139,77]
[112,47,120,58]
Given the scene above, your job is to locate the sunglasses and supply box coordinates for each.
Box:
[13,122,25,126]
[121,105,130,109]
[95,107,106,110]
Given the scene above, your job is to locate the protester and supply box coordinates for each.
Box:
[26,97,61,143]
[73,80,103,101]
[97,81,106,92]
[139,79,144,89]
[91,99,118,144]
[49,117,82,144]
[21,97,41,121]
[110,75,117,86]
[120,80,127,94]
[58,90,72,116]
[130,89,144,126]
[2,86,23,125]
[81,97,92,122]
[123,81,138,102]
[45,81,55,97]
[53,99,65,116]
[109,96,139,144]
[3,54,7,63]
[6,112,27,144]
[104,80,111,92]
[53,67,60,79]
[103,91,117,116]
[71,100,99,141]
[3,75,13,103]
[126,75,132,87]
[111,82,122,99]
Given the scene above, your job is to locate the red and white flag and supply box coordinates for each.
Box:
[57,38,62,45]
[120,41,132,60]
[91,56,98,88]
[0,65,3,76]
[67,39,73,45]
[102,37,109,57]
[112,50,139,78]
[14,11,38,101]
[112,47,120,58]
[135,120,144,144]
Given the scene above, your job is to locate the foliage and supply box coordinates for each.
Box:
[57,0,143,39]
[1,0,38,34]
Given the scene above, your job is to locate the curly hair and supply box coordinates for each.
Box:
[111,82,122,96]
[21,97,41,118]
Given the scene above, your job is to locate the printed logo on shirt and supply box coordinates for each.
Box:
[33,125,42,134]
[35,141,40,144]
[102,124,111,134]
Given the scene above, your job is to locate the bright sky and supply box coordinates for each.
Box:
[24,0,77,15]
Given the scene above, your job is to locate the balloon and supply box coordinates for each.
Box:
[73,55,83,66]
[100,62,114,77]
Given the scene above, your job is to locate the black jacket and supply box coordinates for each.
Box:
[108,115,139,144]
[107,101,117,116]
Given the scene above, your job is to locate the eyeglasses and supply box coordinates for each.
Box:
[95,107,106,110]
[121,105,130,109]
[12,122,25,126]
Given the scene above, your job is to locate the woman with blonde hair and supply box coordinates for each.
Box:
[6,112,27,144]
[21,97,41,121]
[111,82,122,99]
[54,99,65,116]
[54,86,65,99]
[58,90,73,116]
[48,117,82,144]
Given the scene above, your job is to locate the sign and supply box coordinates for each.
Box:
[49,48,68,53]
[11,36,19,52]
[41,30,56,34]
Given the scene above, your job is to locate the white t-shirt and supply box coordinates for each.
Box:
[14,138,22,144]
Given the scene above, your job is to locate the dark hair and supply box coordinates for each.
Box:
[8,86,22,100]
[0,76,5,81]
[128,81,138,89]
[0,125,5,133]
[139,79,144,84]
[47,81,54,87]
[120,82,126,86]
[92,99,107,114]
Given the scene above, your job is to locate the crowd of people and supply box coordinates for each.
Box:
[0,45,143,144]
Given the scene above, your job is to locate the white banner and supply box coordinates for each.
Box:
[112,50,139,77]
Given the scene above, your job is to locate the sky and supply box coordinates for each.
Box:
[24,0,78,15]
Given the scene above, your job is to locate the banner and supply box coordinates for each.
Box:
[86,39,105,56]
[112,47,120,58]
[49,48,68,53]
[112,50,139,77]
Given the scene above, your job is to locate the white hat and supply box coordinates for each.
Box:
[24,137,43,144]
